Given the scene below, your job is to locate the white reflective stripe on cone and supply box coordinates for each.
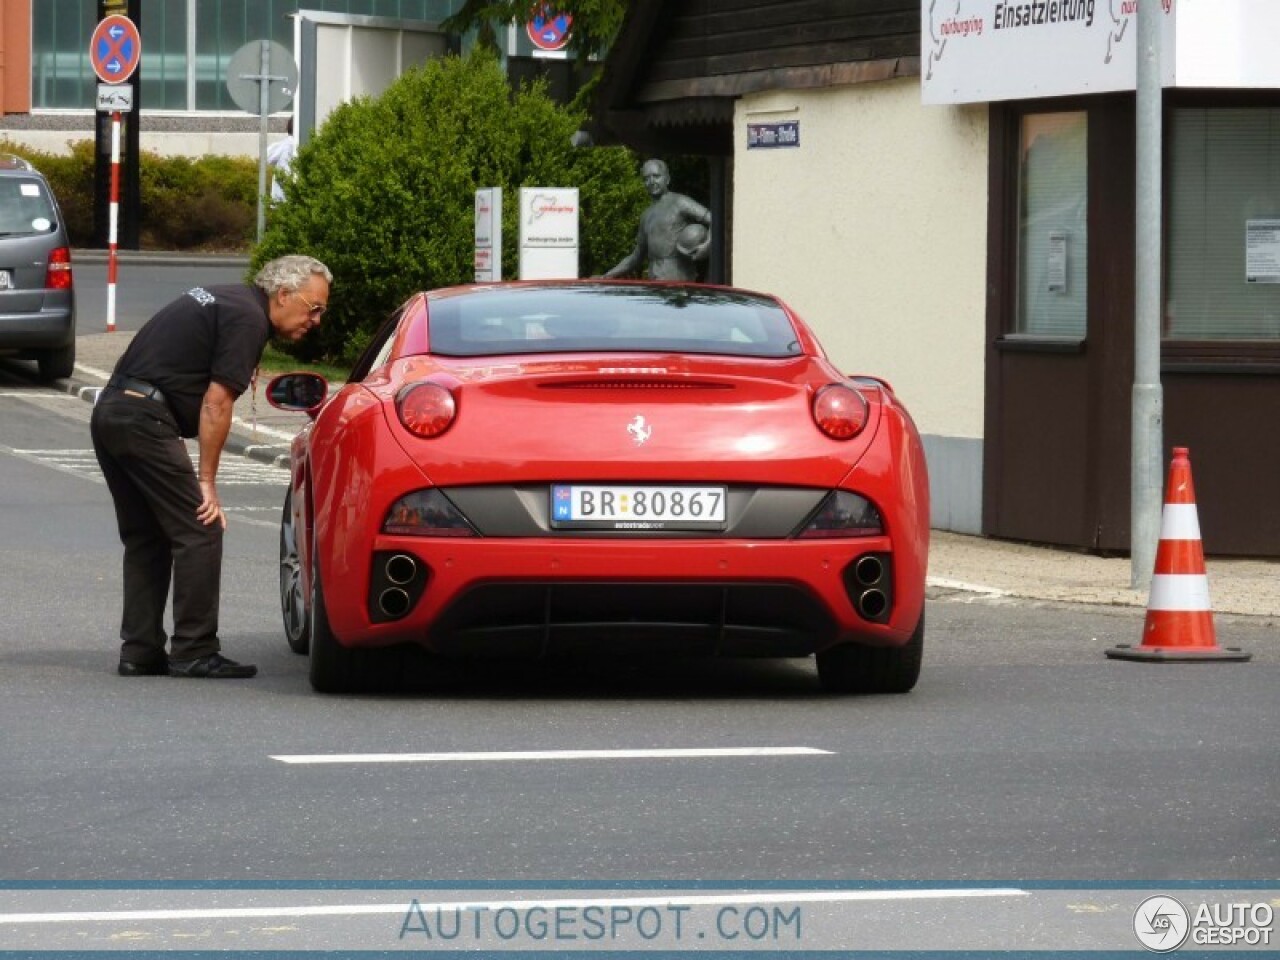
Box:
[1160,503,1202,540]
[1147,573,1212,611]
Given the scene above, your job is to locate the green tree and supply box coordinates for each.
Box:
[251,50,647,365]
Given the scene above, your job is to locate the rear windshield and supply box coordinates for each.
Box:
[426,284,803,358]
[0,177,57,237]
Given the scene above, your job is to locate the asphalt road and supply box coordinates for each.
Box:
[1,362,1277,951]
[72,258,249,333]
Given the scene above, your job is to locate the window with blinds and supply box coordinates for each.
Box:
[1014,111,1088,339]
[1166,108,1280,341]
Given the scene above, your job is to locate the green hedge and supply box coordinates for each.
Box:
[0,137,256,251]
[250,50,650,365]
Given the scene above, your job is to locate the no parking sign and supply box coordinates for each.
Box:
[90,14,142,84]
[526,8,572,52]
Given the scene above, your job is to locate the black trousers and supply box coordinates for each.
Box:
[90,391,222,664]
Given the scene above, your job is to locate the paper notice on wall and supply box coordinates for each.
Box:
[1245,219,1280,283]
[1047,230,1067,292]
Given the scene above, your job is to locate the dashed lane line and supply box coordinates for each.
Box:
[272,747,834,764]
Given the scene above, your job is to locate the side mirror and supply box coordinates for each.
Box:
[265,372,328,415]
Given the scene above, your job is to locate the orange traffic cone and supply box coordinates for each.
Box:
[1107,447,1250,662]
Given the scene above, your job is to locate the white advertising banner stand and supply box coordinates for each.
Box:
[518,188,580,280]
[474,187,502,283]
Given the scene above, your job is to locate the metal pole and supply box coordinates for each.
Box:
[1131,0,1164,589]
[256,38,271,242]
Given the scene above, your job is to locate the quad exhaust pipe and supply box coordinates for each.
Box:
[847,552,892,623]
[370,552,425,622]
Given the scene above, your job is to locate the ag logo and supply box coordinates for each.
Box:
[1133,895,1190,952]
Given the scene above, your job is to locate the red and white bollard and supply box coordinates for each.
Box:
[106,110,121,333]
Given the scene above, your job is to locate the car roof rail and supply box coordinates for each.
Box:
[0,153,36,172]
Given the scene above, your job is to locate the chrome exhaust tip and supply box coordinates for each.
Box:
[385,553,417,586]
[378,587,411,619]
[853,554,884,587]
[858,588,888,620]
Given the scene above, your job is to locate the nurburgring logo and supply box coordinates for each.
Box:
[1133,895,1190,952]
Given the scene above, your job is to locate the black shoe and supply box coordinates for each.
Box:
[118,658,169,677]
[168,653,258,679]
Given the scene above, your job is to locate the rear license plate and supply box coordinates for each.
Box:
[551,484,727,531]
[0,270,11,290]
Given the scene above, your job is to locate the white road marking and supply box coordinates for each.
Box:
[0,887,1028,924]
[927,575,1010,599]
[231,417,298,443]
[226,513,280,530]
[10,448,285,486]
[0,391,81,399]
[272,747,834,764]
[0,444,104,484]
[74,361,114,381]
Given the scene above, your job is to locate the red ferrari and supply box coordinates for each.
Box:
[268,281,929,694]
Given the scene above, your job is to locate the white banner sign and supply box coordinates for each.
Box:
[518,187,579,280]
[922,0,1280,104]
[96,83,134,113]
[474,187,502,283]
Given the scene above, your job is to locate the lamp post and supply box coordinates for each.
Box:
[1131,0,1164,590]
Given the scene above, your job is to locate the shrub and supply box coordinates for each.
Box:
[250,50,650,365]
[0,137,256,251]
[138,151,256,250]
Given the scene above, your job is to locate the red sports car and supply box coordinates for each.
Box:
[268,281,929,694]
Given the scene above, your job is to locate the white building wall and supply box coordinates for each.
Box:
[2,126,273,158]
[732,78,989,532]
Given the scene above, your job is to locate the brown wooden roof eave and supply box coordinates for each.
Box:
[591,1,678,117]
[597,108,734,156]
[638,56,921,102]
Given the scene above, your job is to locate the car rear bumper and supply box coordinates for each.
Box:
[325,536,925,656]
[0,305,74,350]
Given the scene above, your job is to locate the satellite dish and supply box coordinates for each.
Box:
[225,40,298,116]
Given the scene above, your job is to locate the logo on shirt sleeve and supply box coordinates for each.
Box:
[187,287,216,306]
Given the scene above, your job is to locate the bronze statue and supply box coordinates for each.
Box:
[603,159,711,281]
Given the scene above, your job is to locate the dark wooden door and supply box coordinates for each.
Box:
[983,98,1136,553]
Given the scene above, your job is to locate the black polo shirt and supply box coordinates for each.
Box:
[112,284,272,437]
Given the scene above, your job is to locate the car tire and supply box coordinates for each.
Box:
[38,343,74,382]
[309,540,382,693]
[817,612,924,694]
[279,490,309,655]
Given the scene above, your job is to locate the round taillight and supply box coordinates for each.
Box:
[813,384,868,440]
[396,382,456,438]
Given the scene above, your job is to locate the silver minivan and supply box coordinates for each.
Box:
[0,154,75,380]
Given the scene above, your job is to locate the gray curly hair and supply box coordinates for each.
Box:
[254,254,332,295]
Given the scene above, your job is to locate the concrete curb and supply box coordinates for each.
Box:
[72,248,251,268]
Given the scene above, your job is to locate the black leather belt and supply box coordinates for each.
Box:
[107,374,167,405]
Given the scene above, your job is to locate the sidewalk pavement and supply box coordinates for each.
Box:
[64,329,1280,623]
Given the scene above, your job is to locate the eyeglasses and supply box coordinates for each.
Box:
[296,292,327,318]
